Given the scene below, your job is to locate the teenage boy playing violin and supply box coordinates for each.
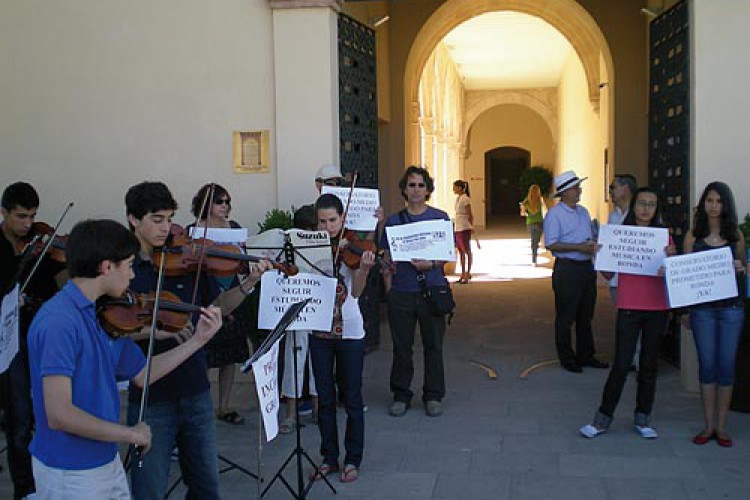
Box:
[0,181,66,500]
[123,181,272,500]
[27,219,223,500]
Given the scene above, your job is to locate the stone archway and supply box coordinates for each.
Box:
[462,90,558,156]
[404,0,615,168]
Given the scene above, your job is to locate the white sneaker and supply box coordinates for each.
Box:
[634,425,658,439]
[579,424,606,438]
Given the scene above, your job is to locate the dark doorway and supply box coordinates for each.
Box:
[485,147,530,221]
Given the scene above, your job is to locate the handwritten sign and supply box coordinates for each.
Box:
[251,338,281,441]
[258,272,336,331]
[385,220,456,262]
[321,186,380,231]
[665,247,738,308]
[0,285,20,373]
[595,224,669,276]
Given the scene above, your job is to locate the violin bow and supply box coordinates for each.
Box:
[189,183,215,306]
[332,171,359,271]
[19,202,74,295]
[125,242,169,470]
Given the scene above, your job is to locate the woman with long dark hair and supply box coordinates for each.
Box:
[684,181,746,447]
[580,187,676,439]
[453,180,474,283]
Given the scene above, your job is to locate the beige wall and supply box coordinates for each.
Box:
[0,0,277,230]
[557,51,608,221]
[691,0,750,215]
[382,0,649,214]
[464,104,555,228]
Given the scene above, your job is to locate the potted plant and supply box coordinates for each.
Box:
[257,207,294,233]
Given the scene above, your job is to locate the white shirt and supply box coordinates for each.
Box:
[454,194,473,232]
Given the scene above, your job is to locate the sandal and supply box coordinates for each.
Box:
[340,464,358,483]
[279,418,296,434]
[217,411,245,425]
[309,463,339,481]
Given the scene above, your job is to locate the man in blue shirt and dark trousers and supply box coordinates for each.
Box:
[543,171,609,373]
[27,219,222,500]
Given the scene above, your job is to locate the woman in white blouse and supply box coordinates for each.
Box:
[453,180,474,283]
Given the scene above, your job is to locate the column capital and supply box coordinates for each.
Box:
[268,0,342,11]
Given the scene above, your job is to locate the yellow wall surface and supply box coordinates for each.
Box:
[0,0,278,230]
[464,104,556,228]
[557,51,607,221]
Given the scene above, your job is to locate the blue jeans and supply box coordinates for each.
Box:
[309,336,365,468]
[527,223,543,263]
[691,306,744,385]
[127,390,220,500]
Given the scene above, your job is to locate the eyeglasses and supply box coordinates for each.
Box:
[407,182,426,188]
[323,178,343,186]
[214,198,232,206]
[636,201,657,208]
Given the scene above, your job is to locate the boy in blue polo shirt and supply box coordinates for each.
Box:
[27,219,222,500]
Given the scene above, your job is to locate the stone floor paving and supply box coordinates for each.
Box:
[3,224,750,499]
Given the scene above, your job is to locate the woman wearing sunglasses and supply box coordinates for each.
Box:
[187,183,248,425]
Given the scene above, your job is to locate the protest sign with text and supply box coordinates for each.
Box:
[251,338,281,441]
[321,186,380,231]
[0,285,20,373]
[258,271,336,331]
[665,246,738,308]
[595,224,669,276]
[385,220,456,262]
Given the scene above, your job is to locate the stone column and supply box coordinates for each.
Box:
[269,0,342,209]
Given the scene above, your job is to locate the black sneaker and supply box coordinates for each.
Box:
[580,358,609,369]
[562,363,583,373]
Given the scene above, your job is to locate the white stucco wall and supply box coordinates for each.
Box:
[557,50,606,221]
[691,0,750,216]
[0,0,276,230]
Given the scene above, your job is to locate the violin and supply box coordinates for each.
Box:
[17,221,67,263]
[153,232,298,277]
[98,290,202,337]
[336,230,386,270]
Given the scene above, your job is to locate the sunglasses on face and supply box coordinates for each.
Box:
[636,201,657,208]
[214,198,232,206]
[323,179,343,186]
[408,182,426,188]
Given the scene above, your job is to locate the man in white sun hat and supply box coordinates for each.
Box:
[543,170,609,374]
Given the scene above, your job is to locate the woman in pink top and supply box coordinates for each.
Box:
[580,187,676,439]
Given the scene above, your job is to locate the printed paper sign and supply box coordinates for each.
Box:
[188,227,247,244]
[665,247,738,308]
[251,338,281,441]
[595,224,669,276]
[0,285,20,373]
[321,186,380,231]
[258,272,336,331]
[385,220,456,262]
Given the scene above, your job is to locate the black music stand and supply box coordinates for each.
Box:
[241,298,336,499]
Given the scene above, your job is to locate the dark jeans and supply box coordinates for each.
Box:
[127,390,220,500]
[596,309,668,426]
[552,259,597,365]
[387,291,446,403]
[527,223,543,263]
[309,336,365,467]
[1,347,35,499]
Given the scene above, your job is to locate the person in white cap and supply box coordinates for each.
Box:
[315,164,345,194]
[543,170,609,373]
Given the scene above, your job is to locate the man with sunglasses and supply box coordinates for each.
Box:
[315,164,345,193]
[606,174,637,303]
[380,166,450,418]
